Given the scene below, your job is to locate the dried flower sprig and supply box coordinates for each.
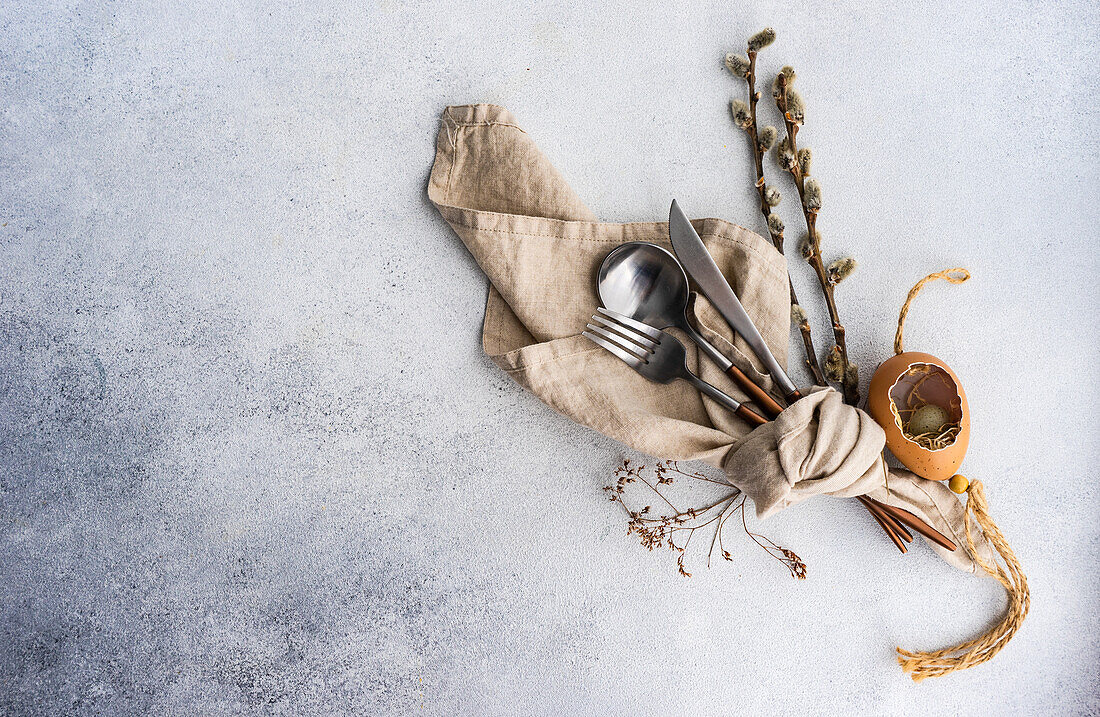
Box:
[739,495,807,579]
[604,459,807,579]
[773,67,861,404]
[725,29,827,387]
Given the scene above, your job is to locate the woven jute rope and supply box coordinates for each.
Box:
[894,267,970,355]
[890,269,1030,682]
[896,481,1030,681]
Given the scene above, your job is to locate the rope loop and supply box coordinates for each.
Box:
[891,268,1028,682]
[894,268,970,355]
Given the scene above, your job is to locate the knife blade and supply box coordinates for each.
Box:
[667,199,801,401]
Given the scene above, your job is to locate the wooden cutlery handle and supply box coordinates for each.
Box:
[734,404,769,427]
[869,499,957,552]
[858,495,912,545]
[725,364,785,418]
[878,507,913,543]
[864,501,908,553]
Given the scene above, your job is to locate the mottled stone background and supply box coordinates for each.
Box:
[1,1,1097,715]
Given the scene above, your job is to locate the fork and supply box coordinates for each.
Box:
[589,310,943,554]
[583,310,768,428]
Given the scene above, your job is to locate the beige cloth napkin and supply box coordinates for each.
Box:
[429,104,992,572]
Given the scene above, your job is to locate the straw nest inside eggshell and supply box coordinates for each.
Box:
[867,352,969,482]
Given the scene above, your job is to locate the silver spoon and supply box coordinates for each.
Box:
[596,241,785,418]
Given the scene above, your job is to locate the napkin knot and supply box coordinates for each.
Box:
[722,387,887,518]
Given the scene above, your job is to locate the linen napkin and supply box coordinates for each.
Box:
[428,103,992,573]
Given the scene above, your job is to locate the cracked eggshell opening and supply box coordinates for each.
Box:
[867,351,970,481]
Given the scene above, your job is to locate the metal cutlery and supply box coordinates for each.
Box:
[584,201,952,555]
[587,308,943,552]
[667,199,803,404]
[663,200,951,554]
[597,241,785,418]
[583,310,768,428]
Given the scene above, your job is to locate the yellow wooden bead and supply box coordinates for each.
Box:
[949,474,969,493]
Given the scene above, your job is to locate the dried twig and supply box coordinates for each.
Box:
[725,30,827,387]
[739,496,807,579]
[773,68,860,404]
[604,458,806,579]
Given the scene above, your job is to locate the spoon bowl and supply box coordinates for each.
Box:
[597,242,690,328]
[596,241,786,418]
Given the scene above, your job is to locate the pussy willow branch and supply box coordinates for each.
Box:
[737,46,827,388]
[775,73,860,405]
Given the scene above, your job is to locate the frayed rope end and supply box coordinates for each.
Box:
[894,480,1029,682]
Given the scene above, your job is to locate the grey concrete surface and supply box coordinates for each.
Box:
[1,1,1098,715]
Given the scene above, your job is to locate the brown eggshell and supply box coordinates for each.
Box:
[867,351,969,481]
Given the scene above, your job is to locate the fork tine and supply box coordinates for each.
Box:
[589,314,657,351]
[589,314,658,350]
[583,331,644,367]
[585,324,649,360]
[596,307,662,341]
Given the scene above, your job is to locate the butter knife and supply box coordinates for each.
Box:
[667,199,802,403]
